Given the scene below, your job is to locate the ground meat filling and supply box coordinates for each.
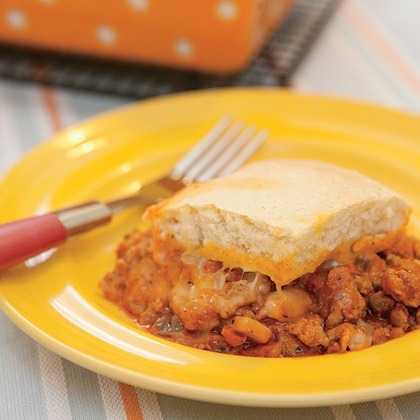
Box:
[100,233,420,357]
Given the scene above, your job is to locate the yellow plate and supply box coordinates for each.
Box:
[1,88,420,407]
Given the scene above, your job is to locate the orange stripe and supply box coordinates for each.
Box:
[36,63,63,133]
[118,382,144,420]
[342,2,420,94]
[41,85,63,132]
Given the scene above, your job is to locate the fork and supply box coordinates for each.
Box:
[0,116,268,270]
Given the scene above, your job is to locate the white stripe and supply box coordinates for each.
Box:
[135,388,164,420]
[340,3,420,113]
[37,343,72,420]
[293,5,420,114]
[376,398,404,420]
[98,375,127,420]
[0,83,24,175]
[338,20,420,112]
[356,0,420,71]
[330,404,357,420]
[295,14,415,109]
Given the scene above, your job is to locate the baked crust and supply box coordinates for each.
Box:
[144,159,411,285]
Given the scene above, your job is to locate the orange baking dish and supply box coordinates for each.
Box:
[0,0,294,73]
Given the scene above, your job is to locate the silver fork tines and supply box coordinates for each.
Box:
[171,116,268,184]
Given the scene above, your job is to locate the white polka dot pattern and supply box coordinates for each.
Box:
[216,1,238,20]
[127,0,150,11]
[96,25,118,45]
[0,0,292,72]
[174,38,194,58]
[5,8,27,29]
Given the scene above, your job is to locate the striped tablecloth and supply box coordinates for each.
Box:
[1,1,420,419]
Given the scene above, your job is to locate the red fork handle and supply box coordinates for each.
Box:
[0,214,68,270]
[0,199,144,271]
